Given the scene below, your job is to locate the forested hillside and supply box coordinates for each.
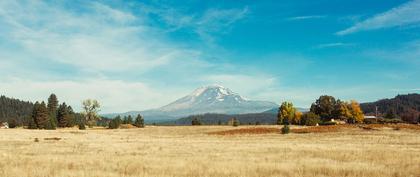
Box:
[0,95,33,124]
[360,93,420,123]
[161,113,277,125]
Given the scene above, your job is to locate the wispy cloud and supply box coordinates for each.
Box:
[315,42,355,49]
[286,15,326,21]
[140,4,249,43]
[365,40,420,65]
[337,0,420,35]
[390,88,420,92]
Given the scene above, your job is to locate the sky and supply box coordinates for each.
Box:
[0,0,419,113]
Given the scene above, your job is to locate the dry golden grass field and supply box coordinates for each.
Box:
[0,125,419,177]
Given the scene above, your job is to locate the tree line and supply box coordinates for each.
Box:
[277,95,365,127]
[108,114,144,129]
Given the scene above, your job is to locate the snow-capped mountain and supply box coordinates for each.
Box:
[105,85,278,121]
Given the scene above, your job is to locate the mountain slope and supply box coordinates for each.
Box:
[106,85,278,121]
[360,93,420,123]
[0,95,34,124]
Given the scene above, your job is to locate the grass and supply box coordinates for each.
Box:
[0,125,419,177]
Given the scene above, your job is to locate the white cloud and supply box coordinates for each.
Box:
[286,15,326,21]
[315,42,355,49]
[0,78,182,113]
[140,4,249,43]
[365,40,420,65]
[0,0,198,73]
[337,0,420,35]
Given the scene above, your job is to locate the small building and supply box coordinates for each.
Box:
[0,122,9,129]
[364,116,377,119]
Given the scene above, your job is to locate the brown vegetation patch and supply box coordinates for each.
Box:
[208,127,279,135]
[363,124,420,131]
[291,125,355,134]
[43,137,61,141]
[120,124,137,129]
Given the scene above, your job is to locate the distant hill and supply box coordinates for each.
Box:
[159,112,277,125]
[360,93,420,123]
[0,95,34,124]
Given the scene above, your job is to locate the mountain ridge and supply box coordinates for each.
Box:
[103,85,278,121]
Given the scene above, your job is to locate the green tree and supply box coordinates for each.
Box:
[300,112,320,126]
[82,99,101,128]
[57,103,71,127]
[109,116,122,129]
[134,114,144,128]
[127,115,133,125]
[310,95,337,121]
[47,94,59,128]
[332,100,351,120]
[232,118,239,127]
[277,102,296,125]
[384,109,396,119]
[32,101,50,129]
[66,106,75,127]
[281,124,290,134]
[192,117,201,126]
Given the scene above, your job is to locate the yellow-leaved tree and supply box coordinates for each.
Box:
[348,100,364,123]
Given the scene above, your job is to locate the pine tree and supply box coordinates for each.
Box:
[34,102,50,129]
[127,115,133,125]
[47,94,59,126]
[232,118,239,127]
[57,103,70,128]
[134,114,144,128]
[66,106,75,127]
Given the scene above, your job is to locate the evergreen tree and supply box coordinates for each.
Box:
[57,103,71,127]
[47,94,59,126]
[109,116,122,129]
[33,102,50,129]
[127,115,133,125]
[192,117,201,126]
[232,118,239,127]
[134,114,144,128]
[66,106,75,127]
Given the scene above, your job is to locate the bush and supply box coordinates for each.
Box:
[8,119,17,128]
[319,121,337,126]
[78,122,86,130]
[383,118,405,124]
[363,118,378,124]
[281,124,290,134]
[232,118,239,127]
[108,119,121,129]
[300,112,320,126]
[192,118,201,126]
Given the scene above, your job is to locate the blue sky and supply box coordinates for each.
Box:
[0,0,419,113]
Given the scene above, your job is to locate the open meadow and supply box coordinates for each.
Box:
[0,125,419,177]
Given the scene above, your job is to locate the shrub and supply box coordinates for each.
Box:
[108,119,120,129]
[191,118,201,126]
[281,124,290,134]
[383,118,405,124]
[8,119,17,128]
[232,118,239,127]
[319,121,337,126]
[300,112,320,126]
[363,118,378,124]
[78,122,86,130]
